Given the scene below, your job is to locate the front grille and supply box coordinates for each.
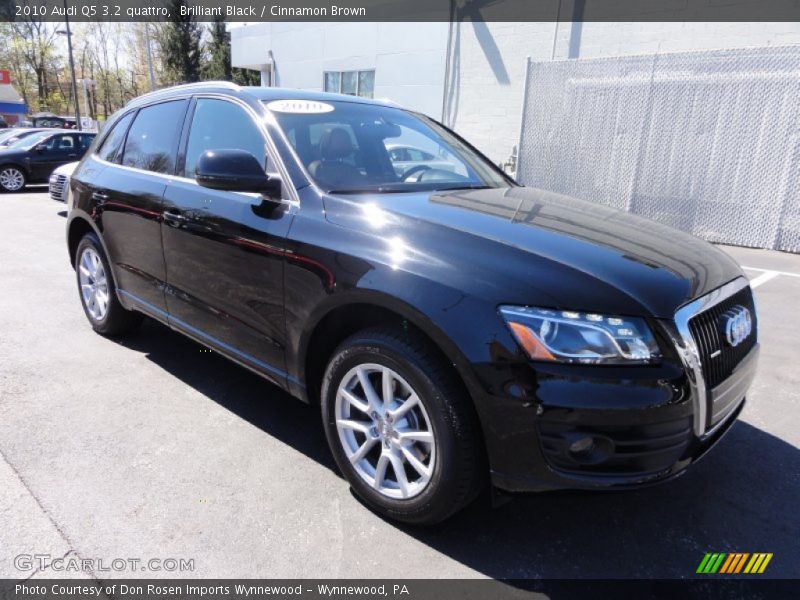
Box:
[49,175,67,201]
[688,285,757,389]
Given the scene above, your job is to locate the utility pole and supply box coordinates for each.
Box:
[58,0,82,130]
[145,22,156,91]
[78,79,94,127]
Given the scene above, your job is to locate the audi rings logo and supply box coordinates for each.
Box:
[722,305,753,347]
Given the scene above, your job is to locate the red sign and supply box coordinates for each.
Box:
[0,70,10,84]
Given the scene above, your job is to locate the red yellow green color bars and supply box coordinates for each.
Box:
[696,553,773,574]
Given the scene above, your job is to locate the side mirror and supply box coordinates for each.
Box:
[35,144,47,153]
[195,149,281,199]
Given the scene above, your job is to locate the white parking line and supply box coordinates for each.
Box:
[747,270,781,289]
[742,266,800,279]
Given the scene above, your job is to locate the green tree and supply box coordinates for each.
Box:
[160,0,203,83]
[201,17,260,85]
[232,67,261,86]
[202,17,231,81]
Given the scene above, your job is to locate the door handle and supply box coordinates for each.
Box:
[163,210,187,227]
[68,154,77,158]
[91,191,109,202]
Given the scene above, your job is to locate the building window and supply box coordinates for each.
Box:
[323,69,375,98]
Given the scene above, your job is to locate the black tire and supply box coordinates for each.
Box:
[74,232,143,336]
[0,165,26,192]
[321,325,486,525]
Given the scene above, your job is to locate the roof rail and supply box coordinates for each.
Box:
[127,80,241,106]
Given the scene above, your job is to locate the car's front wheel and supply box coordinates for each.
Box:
[321,326,485,525]
[0,166,26,192]
[75,232,142,336]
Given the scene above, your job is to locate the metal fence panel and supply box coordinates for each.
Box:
[516,46,800,253]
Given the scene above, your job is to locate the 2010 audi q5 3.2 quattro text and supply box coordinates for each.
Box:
[66,83,759,524]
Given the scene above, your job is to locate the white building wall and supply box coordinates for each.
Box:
[231,22,449,118]
[232,20,800,166]
[449,21,800,166]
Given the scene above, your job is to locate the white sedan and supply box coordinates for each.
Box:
[385,144,459,178]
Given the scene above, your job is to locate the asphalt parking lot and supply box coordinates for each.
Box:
[1,189,798,580]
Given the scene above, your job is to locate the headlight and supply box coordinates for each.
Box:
[499,305,660,364]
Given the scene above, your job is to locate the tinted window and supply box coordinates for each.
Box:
[184,99,266,179]
[389,148,407,161]
[341,71,357,95]
[56,135,75,149]
[97,113,134,162]
[323,70,375,98]
[357,70,374,98]
[6,131,51,150]
[270,101,507,193]
[324,72,340,94]
[77,134,95,150]
[307,121,360,167]
[410,149,434,161]
[121,100,187,174]
[36,135,62,151]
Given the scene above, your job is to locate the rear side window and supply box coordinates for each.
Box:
[121,100,188,174]
[78,134,95,151]
[183,98,266,179]
[97,112,134,163]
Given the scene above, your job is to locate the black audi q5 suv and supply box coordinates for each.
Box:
[66,82,758,524]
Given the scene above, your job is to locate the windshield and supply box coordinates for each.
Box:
[266,100,510,194]
[0,130,21,144]
[5,131,52,150]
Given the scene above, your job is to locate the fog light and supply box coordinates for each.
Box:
[563,433,614,466]
[569,436,595,455]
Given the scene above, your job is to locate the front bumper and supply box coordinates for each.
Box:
[480,343,758,493]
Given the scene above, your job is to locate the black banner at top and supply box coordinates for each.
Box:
[3,0,800,23]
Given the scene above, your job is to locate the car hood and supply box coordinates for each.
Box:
[53,161,79,177]
[323,186,743,318]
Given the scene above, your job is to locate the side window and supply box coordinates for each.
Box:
[406,149,426,162]
[97,112,134,163]
[38,136,57,151]
[184,99,266,179]
[78,134,94,150]
[57,135,75,150]
[121,100,188,174]
[322,69,375,98]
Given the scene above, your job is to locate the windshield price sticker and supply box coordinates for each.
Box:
[266,100,335,114]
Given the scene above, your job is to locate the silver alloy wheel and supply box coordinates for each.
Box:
[0,167,24,191]
[78,247,110,321]
[335,363,436,499]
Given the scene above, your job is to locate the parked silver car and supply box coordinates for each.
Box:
[49,161,78,203]
[385,143,459,177]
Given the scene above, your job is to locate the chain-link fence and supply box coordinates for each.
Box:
[516,46,800,253]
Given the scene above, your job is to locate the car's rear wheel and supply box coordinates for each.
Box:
[0,166,26,192]
[321,326,485,525]
[75,233,142,336]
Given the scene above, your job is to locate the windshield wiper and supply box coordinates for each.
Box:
[326,184,495,195]
[433,184,493,192]
[327,187,414,194]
